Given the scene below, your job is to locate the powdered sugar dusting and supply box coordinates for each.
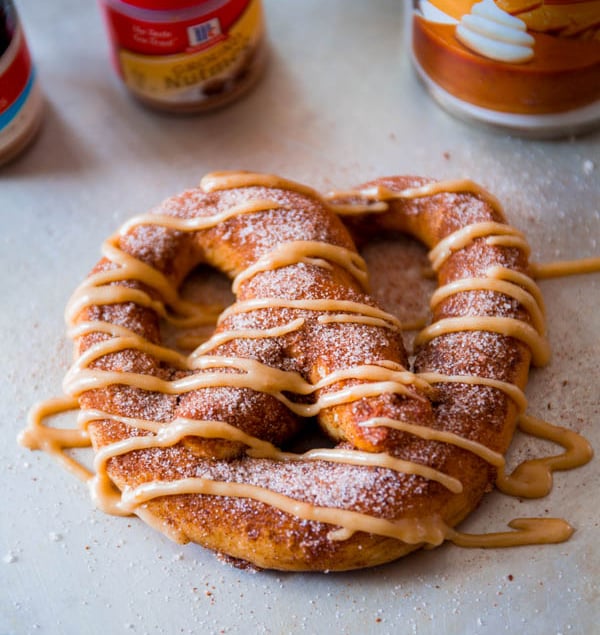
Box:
[61,175,540,569]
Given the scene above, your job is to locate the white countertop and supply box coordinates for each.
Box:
[2,1,599,634]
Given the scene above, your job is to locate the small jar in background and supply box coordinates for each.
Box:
[0,0,43,166]
[405,0,600,137]
[98,0,268,114]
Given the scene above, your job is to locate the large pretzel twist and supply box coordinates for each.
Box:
[27,171,583,571]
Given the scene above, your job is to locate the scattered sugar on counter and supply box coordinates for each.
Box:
[582,160,595,176]
[3,551,17,564]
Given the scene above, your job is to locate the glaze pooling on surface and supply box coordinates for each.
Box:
[19,171,595,571]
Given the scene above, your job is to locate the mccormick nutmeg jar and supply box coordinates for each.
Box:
[405,0,600,137]
[0,0,43,166]
[99,0,267,113]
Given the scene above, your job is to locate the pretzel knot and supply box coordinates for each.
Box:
[24,171,589,572]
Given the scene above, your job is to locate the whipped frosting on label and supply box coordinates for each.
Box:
[456,0,534,63]
[418,0,459,24]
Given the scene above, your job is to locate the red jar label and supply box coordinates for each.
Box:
[103,0,250,56]
[0,26,34,129]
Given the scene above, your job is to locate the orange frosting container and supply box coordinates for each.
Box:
[407,0,600,135]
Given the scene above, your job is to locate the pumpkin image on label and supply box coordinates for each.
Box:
[407,0,600,136]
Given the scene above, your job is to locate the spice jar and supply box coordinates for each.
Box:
[99,0,267,113]
[0,0,43,166]
[405,0,600,137]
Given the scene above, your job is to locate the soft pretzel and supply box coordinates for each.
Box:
[22,171,592,571]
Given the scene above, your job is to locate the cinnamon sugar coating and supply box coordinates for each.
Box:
[72,175,536,571]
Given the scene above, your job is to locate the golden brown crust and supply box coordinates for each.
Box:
[73,175,536,571]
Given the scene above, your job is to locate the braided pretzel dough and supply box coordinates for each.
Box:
[25,171,587,571]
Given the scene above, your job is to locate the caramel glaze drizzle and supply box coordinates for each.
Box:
[19,171,596,552]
